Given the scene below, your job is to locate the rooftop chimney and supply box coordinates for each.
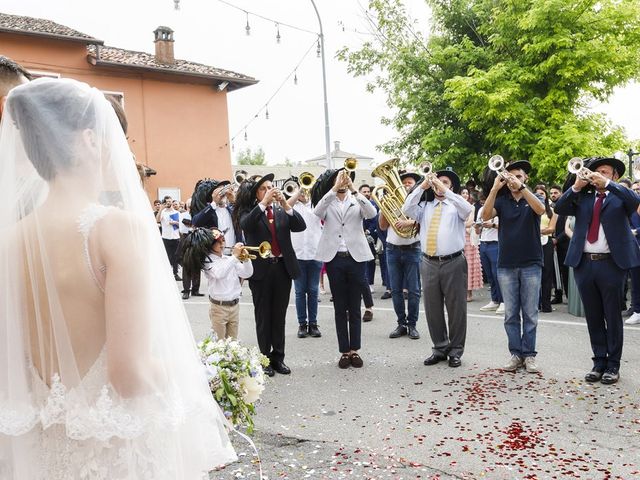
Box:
[153,26,175,64]
[334,140,341,152]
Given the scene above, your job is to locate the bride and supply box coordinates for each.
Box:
[0,78,236,478]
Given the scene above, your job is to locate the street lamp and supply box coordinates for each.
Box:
[309,0,332,169]
[616,148,640,180]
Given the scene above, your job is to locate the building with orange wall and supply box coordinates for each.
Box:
[0,12,257,201]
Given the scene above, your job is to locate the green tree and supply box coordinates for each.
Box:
[237,147,266,165]
[338,0,640,183]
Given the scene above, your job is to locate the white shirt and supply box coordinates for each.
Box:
[403,188,472,256]
[337,194,351,252]
[291,201,322,260]
[477,206,499,242]
[160,209,181,240]
[178,211,191,235]
[583,191,610,253]
[214,205,235,246]
[386,225,419,246]
[203,254,253,301]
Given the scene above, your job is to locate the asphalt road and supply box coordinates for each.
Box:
[182,276,640,480]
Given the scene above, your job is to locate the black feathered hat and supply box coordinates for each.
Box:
[190,179,217,216]
[181,227,216,275]
[310,168,355,206]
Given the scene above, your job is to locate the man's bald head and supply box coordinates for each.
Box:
[0,56,31,118]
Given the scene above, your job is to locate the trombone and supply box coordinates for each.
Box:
[238,241,271,261]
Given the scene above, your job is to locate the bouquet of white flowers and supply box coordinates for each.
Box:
[197,333,269,433]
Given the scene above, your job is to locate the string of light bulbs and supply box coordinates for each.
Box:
[229,38,318,148]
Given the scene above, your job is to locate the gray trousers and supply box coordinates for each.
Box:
[420,253,468,357]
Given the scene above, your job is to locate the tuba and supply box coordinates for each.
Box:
[371,158,418,238]
[238,241,271,262]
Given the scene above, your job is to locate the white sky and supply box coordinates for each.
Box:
[2,0,638,165]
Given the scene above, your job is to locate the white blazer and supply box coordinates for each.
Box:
[313,190,377,263]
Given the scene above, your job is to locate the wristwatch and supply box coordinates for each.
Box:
[518,183,527,191]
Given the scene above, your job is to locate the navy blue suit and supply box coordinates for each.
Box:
[192,204,243,242]
[555,181,640,370]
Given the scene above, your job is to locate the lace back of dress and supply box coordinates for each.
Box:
[77,204,111,293]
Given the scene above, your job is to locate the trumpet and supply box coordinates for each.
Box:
[488,155,509,180]
[238,241,271,261]
[234,169,248,185]
[344,157,358,172]
[419,161,433,175]
[299,172,316,191]
[282,178,299,197]
[567,157,592,181]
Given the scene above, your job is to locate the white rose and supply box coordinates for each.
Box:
[239,376,264,404]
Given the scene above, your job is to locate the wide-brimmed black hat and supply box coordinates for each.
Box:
[214,179,231,189]
[505,160,532,174]
[310,168,355,206]
[399,171,423,184]
[435,169,461,194]
[588,157,625,178]
[250,173,275,198]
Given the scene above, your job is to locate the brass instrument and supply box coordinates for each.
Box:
[282,179,299,197]
[234,169,248,185]
[344,157,358,172]
[488,155,508,180]
[419,161,433,175]
[238,241,271,261]
[371,158,418,238]
[567,157,592,181]
[299,172,316,191]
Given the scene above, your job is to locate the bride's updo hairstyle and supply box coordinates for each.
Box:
[8,78,97,181]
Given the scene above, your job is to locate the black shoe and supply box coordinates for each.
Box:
[584,368,604,383]
[623,307,634,317]
[181,292,190,300]
[362,310,374,322]
[263,365,275,377]
[407,326,420,340]
[338,354,350,369]
[191,292,205,297]
[448,356,462,368]
[389,325,407,338]
[350,352,363,368]
[272,361,291,375]
[600,369,619,385]
[174,274,182,281]
[298,324,309,338]
[308,324,322,337]
[381,291,392,300]
[423,353,447,366]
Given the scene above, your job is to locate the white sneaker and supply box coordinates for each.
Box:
[502,355,523,372]
[495,303,505,314]
[524,356,540,373]
[369,285,375,293]
[626,312,640,325]
[480,301,499,311]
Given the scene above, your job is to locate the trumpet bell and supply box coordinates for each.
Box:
[239,241,272,261]
[567,157,584,174]
[282,179,299,197]
[419,161,433,175]
[234,169,248,185]
[488,155,505,172]
[299,172,316,191]
[344,158,358,172]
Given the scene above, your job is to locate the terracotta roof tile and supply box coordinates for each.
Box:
[0,12,101,43]
[88,45,256,85]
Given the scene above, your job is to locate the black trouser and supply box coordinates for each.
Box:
[162,238,180,275]
[249,260,291,364]
[361,279,374,309]
[326,254,366,353]
[574,256,626,370]
[540,241,554,311]
[182,265,201,294]
[555,243,569,299]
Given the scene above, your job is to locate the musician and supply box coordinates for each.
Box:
[233,174,306,377]
[549,184,569,304]
[192,179,242,247]
[404,169,472,368]
[288,186,323,338]
[312,169,377,369]
[554,157,640,384]
[380,171,422,340]
[482,160,545,374]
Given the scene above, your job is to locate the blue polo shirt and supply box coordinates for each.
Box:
[494,194,543,268]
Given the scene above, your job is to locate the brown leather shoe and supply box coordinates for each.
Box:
[362,310,374,322]
[350,352,363,368]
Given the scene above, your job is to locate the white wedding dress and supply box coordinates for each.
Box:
[0,78,236,479]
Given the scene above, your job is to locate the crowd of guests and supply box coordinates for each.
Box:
[155,156,640,386]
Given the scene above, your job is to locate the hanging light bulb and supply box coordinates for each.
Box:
[174,0,180,10]
[244,130,248,141]
[265,107,269,120]
[245,12,251,36]
[275,23,281,43]
[316,39,321,58]
[294,70,298,85]
[231,142,235,151]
